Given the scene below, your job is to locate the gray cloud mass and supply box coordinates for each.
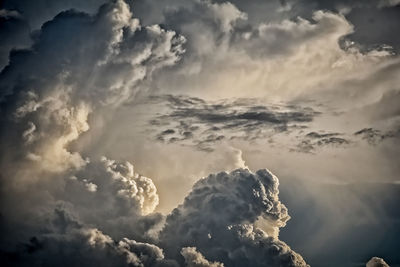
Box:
[160,168,308,267]
[1,0,399,266]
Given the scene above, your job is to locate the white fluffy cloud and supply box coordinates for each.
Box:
[61,157,162,240]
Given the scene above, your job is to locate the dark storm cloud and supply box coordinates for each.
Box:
[288,0,400,53]
[344,5,400,53]
[1,167,306,266]
[160,168,308,267]
[0,0,399,266]
[0,0,184,265]
[2,0,107,29]
[0,156,166,259]
[1,2,317,262]
[0,0,185,175]
[0,9,31,70]
[1,207,177,267]
[148,95,319,151]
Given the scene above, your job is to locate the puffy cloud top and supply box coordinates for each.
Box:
[160,168,307,267]
[76,157,160,216]
[366,257,390,267]
[0,0,185,183]
[181,247,224,267]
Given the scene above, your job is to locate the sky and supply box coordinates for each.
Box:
[0,0,399,266]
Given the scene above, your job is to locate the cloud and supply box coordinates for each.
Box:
[295,131,351,153]
[366,257,390,267]
[0,9,31,70]
[181,247,224,267]
[354,128,400,145]
[150,96,398,155]
[2,0,107,29]
[148,95,318,151]
[361,89,400,120]
[160,168,308,266]
[143,2,396,105]
[0,0,185,184]
[0,0,184,264]
[0,0,185,104]
[0,154,165,249]
[0,0,399,266]
[147,94,400,154]
[1,208,176,267]
[62,157,162,240]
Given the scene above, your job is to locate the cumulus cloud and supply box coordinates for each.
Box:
[0,0,183,263]
[0,0,185,104]
[137,1,396,106]
[366,257,390,267]
[2,208,175,267]
[160,168,308,266]
[1,0,398,266]
[181,247,224,267]
[0,0,185,185]
[61,157,162,240]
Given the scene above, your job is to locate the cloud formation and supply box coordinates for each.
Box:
[0,9,31,70]
[0,0,185,184]
[2,207,175,267]
[160,168,308,267]
[148,95,318,151]
[1,0,399,266]
[366,257,390,267]
[0,0,182,264]
[181,247,224,267]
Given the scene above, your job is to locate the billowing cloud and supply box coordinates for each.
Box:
[0,0,185,184]
[62,157,162,240]
[2,208,176,267]
[181,247,224,267]
[1,0,399,266]
[0,0,183,263]
[160,168,308,266]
